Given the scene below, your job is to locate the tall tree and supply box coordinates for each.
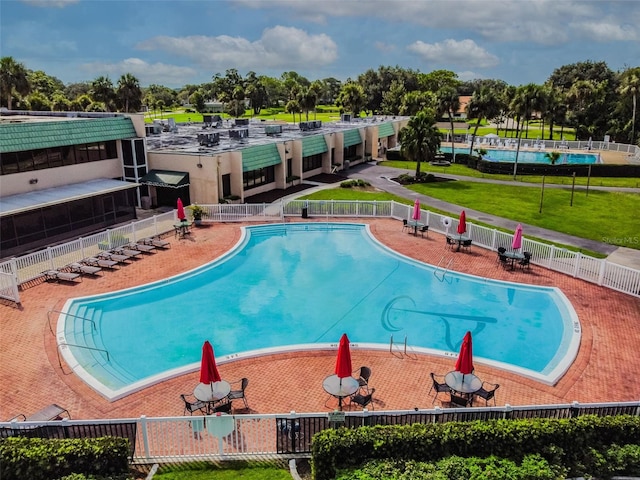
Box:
[90,76,115,111]
[0,56,30,109]
[618,67,640,144]
[436,86,461,159]
[117,73,142,113]
[398,110,441,178]
[466,87,499,154]
[336,82,366,117]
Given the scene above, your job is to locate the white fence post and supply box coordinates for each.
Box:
[598,260,607,286]
[139,415,151,460]
[573,252,582,278]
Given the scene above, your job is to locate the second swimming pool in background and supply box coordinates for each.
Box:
[440,146,599,164]
[60,223,581,400]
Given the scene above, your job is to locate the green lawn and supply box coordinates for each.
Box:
[300,184,639,255]
[406,181,639,248]
[381,161,640,188]
[153,461,291,479]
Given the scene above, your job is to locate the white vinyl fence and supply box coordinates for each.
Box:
[1,401,638,463]
[1,201,638,304]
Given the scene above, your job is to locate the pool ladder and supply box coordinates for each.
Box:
[389,334,407,354]
[434,256,454,282]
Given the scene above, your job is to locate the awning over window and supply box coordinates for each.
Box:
[138,170,190,188]
[242,144,281,172]
[378,122,395,138]
[343,129,362,148]
[302,135,328,157]
[0,178,138,217]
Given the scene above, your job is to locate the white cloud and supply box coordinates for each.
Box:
[407,39,499,68]
[457,70,482,81]
[573,21,638,42]
[21,0,79,7]
[136,26,337,71]
[374,41,395,53]
[80,58,197,85]
[235,0,636,45]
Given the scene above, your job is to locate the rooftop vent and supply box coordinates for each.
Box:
[265,125,283,136]
[299,120,322,131]
[197,132,220,146]
[229,128,249,140]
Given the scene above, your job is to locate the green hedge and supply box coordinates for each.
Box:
[311,415,640,480]
[0,437,130,480]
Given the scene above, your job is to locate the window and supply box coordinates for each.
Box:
[302,153,322,172]
[1,140,121,175]
[243,166,275,190]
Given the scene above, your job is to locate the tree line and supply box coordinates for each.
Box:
[1,57,638,146]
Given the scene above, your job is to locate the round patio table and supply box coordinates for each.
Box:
[445,371,482,395]
[323,374,359,410]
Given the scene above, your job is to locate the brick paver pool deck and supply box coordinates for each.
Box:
[1,218,638,421]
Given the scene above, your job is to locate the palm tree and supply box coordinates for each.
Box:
[0,56,30,110]
[398,110,441,178]
[619,67,640,144]
[466,87,499,154]
[90,76,115,112]
[117,73,142,113]
[336,82,366,118]
[544,151,562,165]
[436,86,460,160]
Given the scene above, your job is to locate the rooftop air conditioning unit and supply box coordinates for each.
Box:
[229,128,249,139]
[235,118,249,126]
[341,114,351,122]
[265,125,283,136]
[197,132,220,146]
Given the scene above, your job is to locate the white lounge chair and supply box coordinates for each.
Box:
[142,237,171,249]
[68,262,102,276]
[83,257,119,269]
[128,243,156,254]
[44,270,82,283]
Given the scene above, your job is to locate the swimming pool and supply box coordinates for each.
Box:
[59,223,581,400]
[440,146,599,164]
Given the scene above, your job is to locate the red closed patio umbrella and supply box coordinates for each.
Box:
[334,333,352,379]
[512,223,523,252]
[457,210,467,235]
[200,340,221,385]
[177,198,186,222]
[454,331,474,375]
[412,198,421,221]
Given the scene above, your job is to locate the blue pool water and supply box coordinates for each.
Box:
[59,223,580,400]
[440,146,599,164]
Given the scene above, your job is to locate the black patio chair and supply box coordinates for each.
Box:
[227,377,249,410]
[445,237,456,250]
[419,225,429,238]
[348,388,375,410]
[462,239,472,252]
[402,219,409,232]
[449,393,472,408]
[473,382,500,406]
[355,366,372,392]
[429,372,450,404]
[180,394,207,416]
[519,252,532,270]
[498,253,509,269]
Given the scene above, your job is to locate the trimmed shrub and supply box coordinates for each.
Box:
[311,415,640,480]
[0,437,130,480]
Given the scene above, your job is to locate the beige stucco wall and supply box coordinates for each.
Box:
[0,159,123,197]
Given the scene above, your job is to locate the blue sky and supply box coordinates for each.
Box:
[1,0,638,88]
